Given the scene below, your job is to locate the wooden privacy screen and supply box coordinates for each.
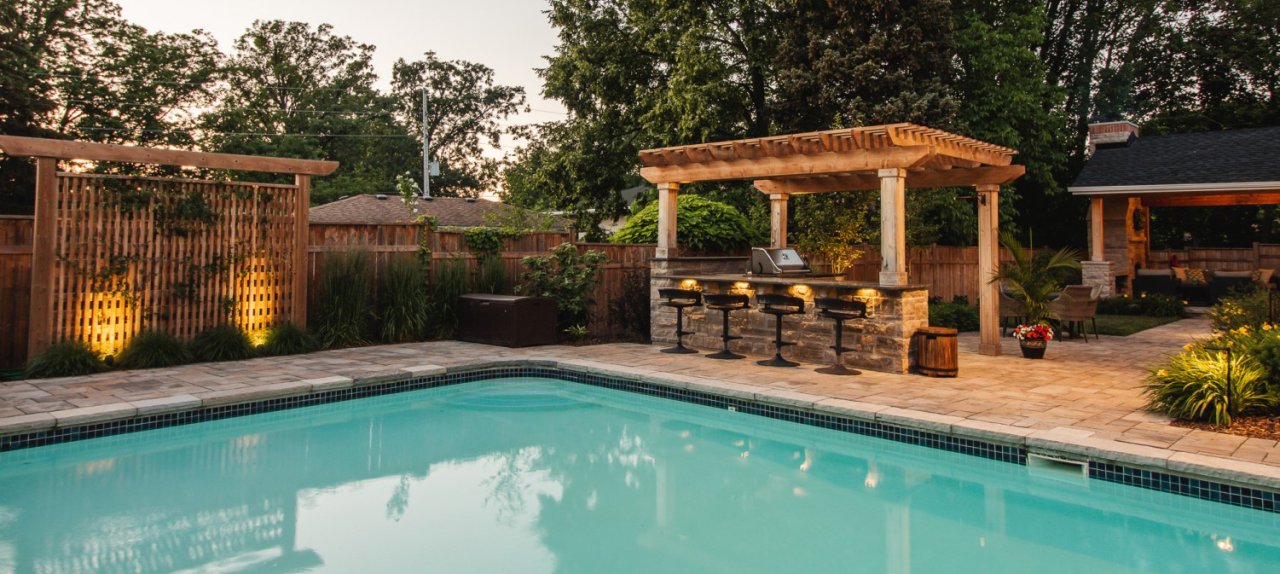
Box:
[49,174,304,356]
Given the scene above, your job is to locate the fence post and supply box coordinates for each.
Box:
[27,157,57,359]
[292,174,310,327]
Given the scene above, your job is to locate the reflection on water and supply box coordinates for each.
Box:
[0,379,1277,574]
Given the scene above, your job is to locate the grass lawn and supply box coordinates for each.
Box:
[1091,314,1182,336]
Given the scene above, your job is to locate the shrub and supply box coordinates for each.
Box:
[189,324,254,362]
[117,330,191,369]
[261,322,320,356]
[1145,342,1273,426]
[1209,287,1270,332]
[25,341,105,379]
[929,300,979,332]
[476,255,511,295]
[379,258,430,343]
[429,257,469,338]
[313,251,373,348]
[1097,294,1185,317]
[612,195,754,253]
[519,243,607,332]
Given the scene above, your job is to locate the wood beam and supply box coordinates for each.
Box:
[976,184,1001,356]
[1089,198,1105,262]
[769,193,788,248]
[28,157,57,359]
[1139,192,1280,207]
[640,145,935,184]
[753,165,1026,195]
[292,175,311,328]
[656,182,679,258]
[885,124,1013,166]
[879,168,908,287]
[0,135,339,176]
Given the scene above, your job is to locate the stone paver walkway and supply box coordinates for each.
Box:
[3,317,1279,488]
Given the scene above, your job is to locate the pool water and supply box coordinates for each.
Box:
[0,377,1277,573]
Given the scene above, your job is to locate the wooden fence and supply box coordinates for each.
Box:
[810,244,1033,304]
[1147,244,1280,271]
[0,217,32,368]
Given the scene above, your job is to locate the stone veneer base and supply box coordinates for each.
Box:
[0,360,1276,514]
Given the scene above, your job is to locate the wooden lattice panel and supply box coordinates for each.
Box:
[51,174,301,355]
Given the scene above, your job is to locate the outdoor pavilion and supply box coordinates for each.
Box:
[639,123,1024,363]
[1070,122,1280,296]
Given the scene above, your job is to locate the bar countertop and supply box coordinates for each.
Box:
[653,272,928,291]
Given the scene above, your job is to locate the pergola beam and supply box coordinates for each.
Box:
[1139,192,1280,207]
[0,135,338,176]
[753,165,1026,195]
[640,145,935,184]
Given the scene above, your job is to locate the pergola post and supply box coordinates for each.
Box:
[878,168,908,286]
[656,182,679,258]
[769,193,788,248]
[27,157,57,359]
[1089,197,1104,261]
[976,184,1001,356]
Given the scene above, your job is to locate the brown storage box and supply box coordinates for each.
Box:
[457,294,558,347]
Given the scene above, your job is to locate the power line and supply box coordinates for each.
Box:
[74,126,414,138]
[64,99,396,116]
[36,72,365,92]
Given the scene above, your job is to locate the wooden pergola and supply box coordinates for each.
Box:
[638,123,1024,355]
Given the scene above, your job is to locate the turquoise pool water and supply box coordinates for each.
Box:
[0,377,1277,573]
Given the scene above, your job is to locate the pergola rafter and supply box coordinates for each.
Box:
[638,123,1022,356]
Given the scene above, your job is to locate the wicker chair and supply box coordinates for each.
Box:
[1051,285,1099,342]
[999,290,1025,336]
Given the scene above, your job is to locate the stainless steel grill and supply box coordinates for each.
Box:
[749,247,811,276]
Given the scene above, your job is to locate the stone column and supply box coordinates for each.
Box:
[655,182,679,258]
[1082,261,1116,297]
[976,184,1001,356]
[878,168,908,287]
[769,193,788,248]
[1083,197,1115,296]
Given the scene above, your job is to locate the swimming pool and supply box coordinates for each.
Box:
[1,376,1277,573]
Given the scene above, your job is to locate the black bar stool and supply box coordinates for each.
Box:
[703,293,751,360]
[814,297,867,375]
[755,293,805,367]
[658,288,702,354]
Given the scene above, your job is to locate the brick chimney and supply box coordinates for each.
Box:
[1087,121,1140,154]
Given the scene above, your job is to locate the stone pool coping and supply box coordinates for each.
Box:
[2,357,1278,496]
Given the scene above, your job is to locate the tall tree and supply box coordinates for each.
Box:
[201,20,416,203]
[391,52,527,198]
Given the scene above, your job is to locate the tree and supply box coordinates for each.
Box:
[391,52,527,197]
[0,0,219,211]
[200,20,416,203]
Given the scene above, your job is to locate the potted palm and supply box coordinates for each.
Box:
[990,233,1081,359]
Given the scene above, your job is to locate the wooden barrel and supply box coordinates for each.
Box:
[915,326,958,377]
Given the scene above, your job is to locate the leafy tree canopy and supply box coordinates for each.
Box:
[612,195,761,253]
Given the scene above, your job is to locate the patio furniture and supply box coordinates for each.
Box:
[1052,285,1099,342]
[814,297,867,376]
[755,293,805,367]
[915,326,958,377]
[658,288,702,354]
[703,293,751,360]
[999,291,1025,336]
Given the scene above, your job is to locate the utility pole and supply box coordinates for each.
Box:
[421,87,431,198]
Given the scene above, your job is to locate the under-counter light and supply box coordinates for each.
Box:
[679,279,699,290]
[733,282,750,290]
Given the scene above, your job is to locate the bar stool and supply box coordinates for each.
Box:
[755,293,805,367]
[658,288,702,354]
[703,293,751,360]
[814,297,867,375]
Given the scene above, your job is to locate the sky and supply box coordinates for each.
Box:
[114,0,568,157]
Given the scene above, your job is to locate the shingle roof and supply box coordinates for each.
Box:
[1071,126,1280,188]
[308,195,568,230]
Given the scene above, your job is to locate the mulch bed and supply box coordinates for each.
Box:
[1174,415,1280,442]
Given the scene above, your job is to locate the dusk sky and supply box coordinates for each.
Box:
[114,0,568,154]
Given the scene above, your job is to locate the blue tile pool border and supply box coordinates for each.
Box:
[1,364,1276,514]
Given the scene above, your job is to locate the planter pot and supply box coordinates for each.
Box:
[1019,339,1047,359]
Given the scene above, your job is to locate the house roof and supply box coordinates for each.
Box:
[308,194,568,230]
[1070,126,1280,191]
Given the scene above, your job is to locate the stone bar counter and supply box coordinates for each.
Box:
[650,257,929,374]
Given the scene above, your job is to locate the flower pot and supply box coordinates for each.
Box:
[1020,339,1047,359]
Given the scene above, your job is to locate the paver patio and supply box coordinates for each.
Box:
[3,317,1279,486]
